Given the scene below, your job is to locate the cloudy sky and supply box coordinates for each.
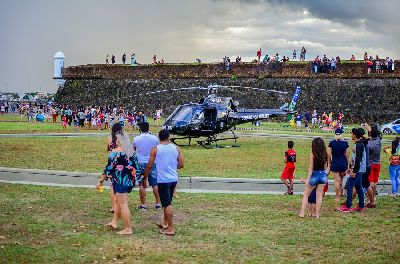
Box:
[0,0,398,93]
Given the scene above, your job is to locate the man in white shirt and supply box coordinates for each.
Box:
[133,122,161,210]
[144,129,184,236]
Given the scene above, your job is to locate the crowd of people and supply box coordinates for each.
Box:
[106,53,139,65]
[280,125,400,218]
[96,122,183,236]
[0,101,10,114]
[364,53,395,74]
[12,102,164,131]
[312,55,340,74]
[291,110,345,131]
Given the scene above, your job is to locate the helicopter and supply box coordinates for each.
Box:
[139,84,301,148]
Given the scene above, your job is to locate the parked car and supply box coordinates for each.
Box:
[381,118,400,134]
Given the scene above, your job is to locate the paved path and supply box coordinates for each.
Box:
[0,167,392,195]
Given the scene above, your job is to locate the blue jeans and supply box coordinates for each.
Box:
[309,170,328,186]
[389,165,400,194]
[346,172,364,208]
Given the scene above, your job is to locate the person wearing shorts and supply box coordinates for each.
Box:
[295,113,302,129]
[367,128,381,207]
[144,129,184,236]
[133,122,161,210]
[299,137,329,218]
[327,128,349,202]
[281,141,296,195]
[96,131,141,235]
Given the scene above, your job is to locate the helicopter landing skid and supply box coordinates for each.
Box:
[171,136,197,147]
[197,133,240,149]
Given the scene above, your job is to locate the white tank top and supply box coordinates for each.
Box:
[155,143,179,183]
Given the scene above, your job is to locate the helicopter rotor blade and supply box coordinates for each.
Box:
[212,86,244,94]
[219,85,288,94]
[138,86,209,96]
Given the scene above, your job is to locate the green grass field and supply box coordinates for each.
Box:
[1,114,398,142]
[0,136,393,179]
[0,184,399,263]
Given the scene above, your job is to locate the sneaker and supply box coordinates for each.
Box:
[155,204,162,210]
[351,205,365,212]
[137,205,148,211]
[337,204,351,213]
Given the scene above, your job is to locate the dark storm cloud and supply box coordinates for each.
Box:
[229,0,399,33]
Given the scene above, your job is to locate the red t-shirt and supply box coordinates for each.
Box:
[285,149,296,169]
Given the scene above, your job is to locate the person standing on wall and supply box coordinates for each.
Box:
[256,48,262,63]
[133,122,161,211]
[143,129,184,236]
[122,53,126,64]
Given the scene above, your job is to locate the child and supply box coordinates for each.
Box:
[73,116,79,131]
[127,114,133,130]
[300,178,316,216]
[61,115,67,130]
[104,112,109,130]
[307,179,328,217]
[91,115,97,129]
[97,116,102,130]
[281,141,296,195]
[119,114,125,126]
[110,113,115,129]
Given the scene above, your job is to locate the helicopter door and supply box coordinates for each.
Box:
[202,108,217,131]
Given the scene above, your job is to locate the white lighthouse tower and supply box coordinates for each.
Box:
[53,51,66,86]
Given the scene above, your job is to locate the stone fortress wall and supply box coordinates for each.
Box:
[55,61,400,122]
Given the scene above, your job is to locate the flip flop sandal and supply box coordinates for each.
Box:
[156,223,168,229]
[159,230,175,236]
[104,223,117,230]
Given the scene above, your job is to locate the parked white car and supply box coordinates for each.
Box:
[381,118,400,134]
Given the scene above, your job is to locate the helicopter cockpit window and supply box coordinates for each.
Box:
[171,106,194,123]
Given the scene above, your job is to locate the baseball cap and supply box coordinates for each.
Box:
[335,127,344,135]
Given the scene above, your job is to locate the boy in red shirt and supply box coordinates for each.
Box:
[281,141,296,195]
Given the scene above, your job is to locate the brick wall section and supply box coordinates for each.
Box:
[61,61,400,80]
